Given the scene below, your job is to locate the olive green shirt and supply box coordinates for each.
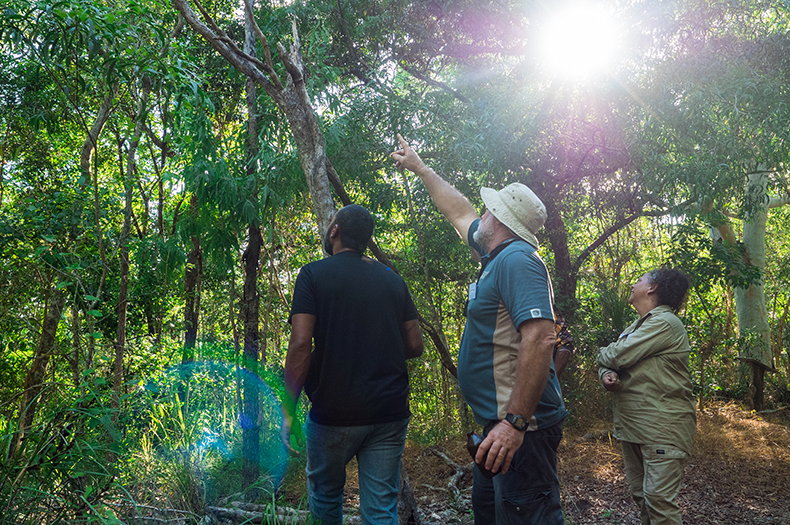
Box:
[597,305,696,454]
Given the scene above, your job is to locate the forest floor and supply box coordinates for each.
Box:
[327,401,790,524]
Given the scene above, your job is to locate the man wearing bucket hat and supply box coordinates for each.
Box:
[392,134,568,524]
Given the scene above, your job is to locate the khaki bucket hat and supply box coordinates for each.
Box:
[480,183,547,248]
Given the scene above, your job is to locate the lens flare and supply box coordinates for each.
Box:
[140,361,290,492]
[537,4,620,79]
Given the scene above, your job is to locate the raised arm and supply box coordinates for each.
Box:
[391,134,480,245]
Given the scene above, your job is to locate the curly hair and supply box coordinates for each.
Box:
[647,268,690,312]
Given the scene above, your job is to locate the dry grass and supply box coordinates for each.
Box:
[277,401,790,524]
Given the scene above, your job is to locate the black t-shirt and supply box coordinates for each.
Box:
[289,251,419,426]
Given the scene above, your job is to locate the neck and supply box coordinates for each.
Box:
[634,299,659,318]
[483,230,518,253]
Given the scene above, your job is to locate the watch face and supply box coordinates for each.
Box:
[507,413,527,431]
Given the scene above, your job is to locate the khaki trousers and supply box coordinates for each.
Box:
[621,441,688,525]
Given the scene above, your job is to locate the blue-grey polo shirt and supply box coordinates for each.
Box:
[459,220,568,430]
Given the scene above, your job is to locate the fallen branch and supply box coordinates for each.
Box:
[422,446,473,496]
[207,504,311,524]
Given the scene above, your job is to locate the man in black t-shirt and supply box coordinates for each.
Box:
[282,204,424,525]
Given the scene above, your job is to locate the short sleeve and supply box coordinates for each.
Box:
[289,266,316,322]
[467,219,486,256]
[403,284,419,322]
[497,250,554,330]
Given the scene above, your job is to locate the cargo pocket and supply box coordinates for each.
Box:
[501,489,551,524]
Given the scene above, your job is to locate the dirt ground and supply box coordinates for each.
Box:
[337,402,790,524]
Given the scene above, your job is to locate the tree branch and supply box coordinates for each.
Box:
[172,0,279,99]
[243,0,283,90]
[419,316,458,378]
[769,194,790,208]
[399,62,471,104]
[571,207,672,275]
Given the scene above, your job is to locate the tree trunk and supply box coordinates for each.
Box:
[70,303,82,391]
[184,232,202,359]
[541,193,577,319]
[113,78,150,410]
[734,173,772,371]
[12,286,66,457]
[241,222,262,492]
[171,0,337,236]
[181,203,202,406]
[398,459,422,525]
[716,170,776,411]
[241,5,261,492]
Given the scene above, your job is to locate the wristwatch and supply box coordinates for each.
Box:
[504,413,528,431]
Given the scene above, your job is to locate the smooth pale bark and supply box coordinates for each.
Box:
[715,171,774,371]
[713,168,790,409]
[735,171,771,368]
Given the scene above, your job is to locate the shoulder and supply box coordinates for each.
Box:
[641,307,686,336]
[299,256,329,274]
[498,242,549,273]
[646,306,682,325]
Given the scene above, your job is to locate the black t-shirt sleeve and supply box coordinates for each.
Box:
[403,284,419,322]
[289,266,316,322]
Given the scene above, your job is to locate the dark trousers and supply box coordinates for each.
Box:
[472,422,564,525]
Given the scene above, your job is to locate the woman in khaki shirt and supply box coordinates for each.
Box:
[598,269,696,525]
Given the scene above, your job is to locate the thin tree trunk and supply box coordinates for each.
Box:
[241,222,262,491]
[775,295,790,378]
[541,191,577,319]
[184,231,203,359]
[182,196,203,407]
[241,4,261,492]
[113,78,150,410]
[70,303,81,391]
[12,286,66,457]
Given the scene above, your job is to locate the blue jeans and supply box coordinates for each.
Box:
[472,422,565,525]
[305,416,409,525]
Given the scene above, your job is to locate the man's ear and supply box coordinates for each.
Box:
[330,223,339,239]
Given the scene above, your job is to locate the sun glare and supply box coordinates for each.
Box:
[537,4,620,79]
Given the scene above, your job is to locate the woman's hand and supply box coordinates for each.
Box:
[603,371,623,391]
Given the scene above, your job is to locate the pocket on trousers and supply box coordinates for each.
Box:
[502,489,551,521]
[644,444,687,461]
